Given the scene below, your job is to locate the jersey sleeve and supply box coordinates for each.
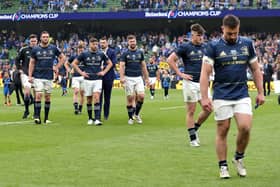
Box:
[55,46,62,57]
[141,51,145,62]
[120,52,126,62]
[175,43,187,58]
[247,39,258,64]
[203,42,215,66]
[31,48,37,60]
[77,53,84,62]
[15,48,23,69]
[102,52,109,64]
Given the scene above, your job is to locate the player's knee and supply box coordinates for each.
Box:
[187,110,195,117]
[239,124,251,134]
[137,94,145,101]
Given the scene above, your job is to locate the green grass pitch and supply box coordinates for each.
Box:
[0,88,279,187]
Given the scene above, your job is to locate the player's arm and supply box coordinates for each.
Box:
[28,57,36,83]
[64,60,71,74]
[249,60,265,106]
[99,59,113,76]
[200,56,213,112]
[72,58,89,78]
[55,53,66,70]
[63,61,71,78]
[167,52,192,80]
[156,67,160,81]
[141,60,149,86]
[119,61,125,85]
[15,48,23,71]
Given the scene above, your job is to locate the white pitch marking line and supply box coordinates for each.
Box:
[160,106,185,110]
[0,120,33,126]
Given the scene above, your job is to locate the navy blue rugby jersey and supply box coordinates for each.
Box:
[16,46,33,75]
[176,41,207,83]
[147,64,158,78]
[120,49,144,77]
[31,44,61,80]
[77,50,108,80]
[205,36,257,100]
[68,55,85,77]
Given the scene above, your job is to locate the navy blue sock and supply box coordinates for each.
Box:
[87,104,92,119]
[34,101,41,119]
[24,96,30,113]
[234,152,244,160]
[44,101,50,121]
[194,123,201,131]
[94,103,101,120]
[127,106,133,119]
[219,160,228,168]
[188,128,196,141]
[135,101,143,116]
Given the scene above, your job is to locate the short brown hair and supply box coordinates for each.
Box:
[29,34,37,39]
[223,14,240,29]
[40,31,49,37]
[190,24,205,35]
[77,41,84,48]
[89,37,98,43]
[127,34,136,41]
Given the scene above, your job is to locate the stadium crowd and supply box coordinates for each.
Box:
[1,29,280,93]
[0,0,279,13]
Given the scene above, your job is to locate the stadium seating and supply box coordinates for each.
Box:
[0,0,279,14]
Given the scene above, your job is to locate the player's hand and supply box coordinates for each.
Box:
[81,71,89,78]
[256,93,265,106]
[53,66,58,74]
[201,98,212,113]
[28,77,33,83]
[145,79,150,87]
[180,72,193,81]
[97,71,105,76]
[70,69,74,74]
[120,78,125,85]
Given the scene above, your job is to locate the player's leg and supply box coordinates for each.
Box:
[195,100,212,137]
[43,80,53,124]
[33,79,43,124]
[134,77,145,124]
[22,74,32,118]
[79,89,84,114]
[149,78,155,99]
[93,80,102,125]
[125,77,136,124]
[79,77,85,114]
[72,77,79,114]
[84,80,94,125]
[231,98,253,177]
[216,119,231,179]
[213,100,234,178]
[183,80,200,146]
[186,102,200,146]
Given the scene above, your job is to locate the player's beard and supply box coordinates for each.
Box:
[226,37,237,45]
[41,40,48,45]
[129,44,136,50]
